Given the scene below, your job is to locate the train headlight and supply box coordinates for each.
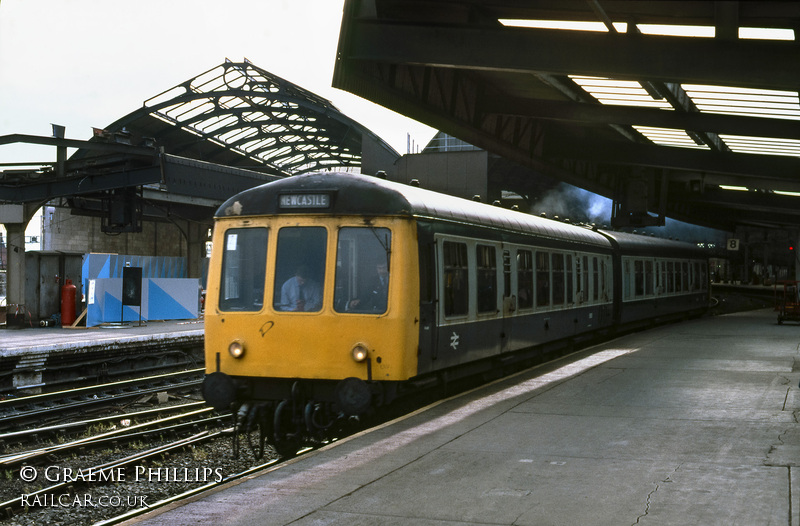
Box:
[228,341,245,359]
[351,344,369,363]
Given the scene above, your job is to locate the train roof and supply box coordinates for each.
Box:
[599,230,706,259]
[217,172,612,248]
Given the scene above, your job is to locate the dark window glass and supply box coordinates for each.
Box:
[443,241,469,317]
[517,250,533,310]
[582,256,589,301]
[335,227,391,314]
[566,254,574,303]
[219,228,268,311]
[667,261,675,293]
[536,251,550,307]
[552,253,565,305]
[477,245,497,313]
[635,260,645,297]
[644,260,654,296]
[682,262,689,292]
[273,227,327,312]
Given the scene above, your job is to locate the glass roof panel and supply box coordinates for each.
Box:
[569,76,673,109]
[632,126,710,149]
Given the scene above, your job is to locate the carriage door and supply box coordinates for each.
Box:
[501,248,514,353]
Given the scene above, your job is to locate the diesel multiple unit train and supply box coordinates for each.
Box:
[202,172,709,454]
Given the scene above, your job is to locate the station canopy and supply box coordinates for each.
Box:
[76,59,398,177]
[333,0,800,231]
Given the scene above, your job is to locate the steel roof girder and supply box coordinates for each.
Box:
[546,137,800,183]
[486,98,800,142]
[0,166,162,204]
[344,20,800,92]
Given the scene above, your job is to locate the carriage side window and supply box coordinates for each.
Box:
[599,258,608,301]
[699,262,708,290]
[644,260,654,296]
[476,245,497,313]
[634,260,644,297]
[443,241,469,317]
[622,258,632,300]
[273,227,327,312]
[667,261,675,293]
[219,228,269,311]
[656,261,664,294]
[536,251,550,307]
[682,262,689,292]
[582,255,590,302]
[552,253,565,305]
[334,227,392,314]
[566,254,574,304]
[592,257,600,301]
[517,250,534,310]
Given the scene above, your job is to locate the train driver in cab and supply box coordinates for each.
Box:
[347,262,389,313]
[280,266,322,312]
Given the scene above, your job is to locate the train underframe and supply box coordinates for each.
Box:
[203,372,400,457]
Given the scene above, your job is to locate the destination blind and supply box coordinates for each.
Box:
[278,193,331,209]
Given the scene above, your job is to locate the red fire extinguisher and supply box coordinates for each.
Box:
[61,278,77,327]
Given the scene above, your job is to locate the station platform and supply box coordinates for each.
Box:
[0,319,204,357]
[125,308,800,525]
[0,320,204,394]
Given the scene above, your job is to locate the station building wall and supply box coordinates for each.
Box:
[42,207,186,258]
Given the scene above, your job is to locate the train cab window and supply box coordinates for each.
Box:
[476,245,497,313]
[219,228,269,311]
[552,253,565,305]
[536,251,550,307]
[273,227,327,312]
[443,241,469,317]
[335,227,392,314]
[517,250,534,310]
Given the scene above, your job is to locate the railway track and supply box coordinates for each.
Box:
[0,405,229,469]
[0,369,204,432]
[0,429,228,518]
[0,401,207,451]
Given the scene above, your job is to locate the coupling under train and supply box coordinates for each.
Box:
[202,172,709,454]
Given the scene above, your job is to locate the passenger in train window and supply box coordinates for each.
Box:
[348,262,390,313]
[280,266,322,312]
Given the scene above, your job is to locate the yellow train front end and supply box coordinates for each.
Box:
[202,211,419,449]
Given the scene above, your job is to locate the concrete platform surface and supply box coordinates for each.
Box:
[0,319,204,357]
[126,309,800,525]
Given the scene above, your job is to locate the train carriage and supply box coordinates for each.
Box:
[202,172,709,454]
[603,231,709,326]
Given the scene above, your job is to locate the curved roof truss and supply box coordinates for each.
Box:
[98,59,398,176]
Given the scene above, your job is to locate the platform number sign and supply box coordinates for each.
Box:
[727,239,740,251]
